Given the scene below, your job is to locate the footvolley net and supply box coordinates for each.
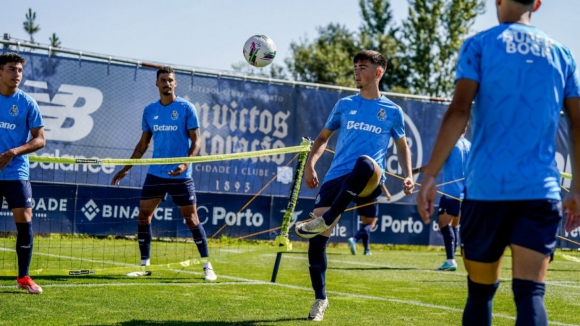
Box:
[0,141,311,276]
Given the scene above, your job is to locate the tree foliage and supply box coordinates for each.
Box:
[402,0,485,97]
[49,33,61,47]
[23,8,40,43]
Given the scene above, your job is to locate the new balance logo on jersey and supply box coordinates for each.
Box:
[349,110,357,115]
[23,80,103,142]
[189,196,195,201]
[153,116,159,120]
[0,121,16,130]
[26,198,32,203]
[153,125,178,132]
[346,121,382,134]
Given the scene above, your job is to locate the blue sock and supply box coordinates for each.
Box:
[308,235,330,300]
[16,222,33,279]
[453,226,460,250]
[512,279,547,326]
[321,156,375,226]
[190,224,209,258]
[138,223,152,261]
[463,277,499,326]
[440,225,455,260]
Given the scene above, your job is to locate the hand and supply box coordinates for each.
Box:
[168,164,188,177]
[416,174,436,224]
[0,149,17,172]
[403,176,415,195]
[563,190,580,233]
[111,169,129,185]
[305,165,319,189]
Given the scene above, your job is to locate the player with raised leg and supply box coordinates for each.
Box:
[416,1,580,325]
[295,50,414,321]
[111,66,216,281]
[0,52,46,294]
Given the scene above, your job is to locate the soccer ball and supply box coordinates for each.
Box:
[243,35,276,68]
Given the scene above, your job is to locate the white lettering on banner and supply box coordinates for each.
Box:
[501,30,553,58]
[193,99,290,163]
[564,227,580,239]
[30,149,115,174]
[153,125,178,132]
[0,121,16,130]
[31,198,67,212]
[346,120,382,134]
[555,152,572,188]
[24,81,103,142]
[380,215,423,234]
[211,207,264,227]
[330,222,347,237]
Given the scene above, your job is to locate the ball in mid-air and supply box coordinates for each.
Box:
[243,35,276,67]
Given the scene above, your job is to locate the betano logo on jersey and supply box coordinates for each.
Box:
[0,121,16,130]
[346,120,382,134]
[23,80,103,142]
[153,125,178,132]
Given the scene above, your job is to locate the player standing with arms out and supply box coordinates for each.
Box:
[111,66,217,281]
[295,50,414,321]
[0,52,45,294]
[434,129,470,271]
[416,1,580,325]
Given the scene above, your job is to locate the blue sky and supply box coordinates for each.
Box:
[2,0,577,73]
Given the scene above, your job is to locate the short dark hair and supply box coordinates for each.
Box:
[353,50,387,71]
[0,52,26,69]
[511,0,536,5]
[156,66,174,79]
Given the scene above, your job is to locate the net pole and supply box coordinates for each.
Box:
[270,137,311,283]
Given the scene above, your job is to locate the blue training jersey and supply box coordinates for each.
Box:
[456,23,580,201]
[441,137,470,199]
[324,94,405,183]
[0,89,44,180]
[141,97,199,179]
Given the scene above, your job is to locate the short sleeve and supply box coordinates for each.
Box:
[186,102,199,130]
[390,107,405,140]
[455,36,481,84]
[564,50,580,99]
[142,108,151,133]
[26,98,44,129]
[324,100,342,131]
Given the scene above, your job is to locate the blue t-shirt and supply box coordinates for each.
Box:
[141,97,199,179]
[0,89,44,180]
[324,94,405,182]
[441,137,470,199]
[456,23,580,200]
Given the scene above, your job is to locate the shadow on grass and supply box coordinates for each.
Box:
[328,266,422,271]
[87,318,306,325]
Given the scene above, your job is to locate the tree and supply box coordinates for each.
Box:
[49,33,61,47]
[402,0,485,97]
[23,8,40,44]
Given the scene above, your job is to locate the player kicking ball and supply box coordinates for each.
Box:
[294,50,414,321]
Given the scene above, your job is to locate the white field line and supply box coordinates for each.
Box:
[0,250,578,325]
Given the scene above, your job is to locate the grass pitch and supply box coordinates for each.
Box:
[0,239,579,325]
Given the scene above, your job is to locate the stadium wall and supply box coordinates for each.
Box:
[0,49,576,248]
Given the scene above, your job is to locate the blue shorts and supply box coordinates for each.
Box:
[313,174,382,217]
[438,195,461,217]
[141,174,196,207]
[0,180,33,210]
[460,199,561,263]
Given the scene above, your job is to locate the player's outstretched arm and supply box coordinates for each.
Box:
[168,128,201,177]
[0,126,45,171]
[562,97,580,232]
[305,128,334,189]
[417,79,477,224]
[111,131,152,185]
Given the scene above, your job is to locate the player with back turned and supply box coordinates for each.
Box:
[111,66,217,281]
[416,1,580,325]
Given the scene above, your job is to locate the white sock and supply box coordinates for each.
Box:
[141,259,150,266]
[446,259,456,265]
[203,262,212,269]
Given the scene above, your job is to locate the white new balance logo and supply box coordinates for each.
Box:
[153,116,159,120]
[26,198,32,202]
[24,80,103,142]
[349,110,357,115]
[189,196,195,201]
[81,200,100,221]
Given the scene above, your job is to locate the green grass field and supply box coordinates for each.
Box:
[0,238,579,326]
